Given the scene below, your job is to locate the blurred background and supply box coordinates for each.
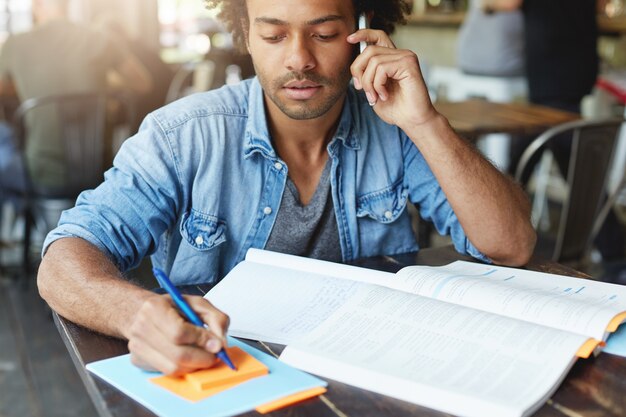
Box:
[0,1,625,416]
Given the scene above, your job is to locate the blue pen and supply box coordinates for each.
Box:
[152,267,237,371]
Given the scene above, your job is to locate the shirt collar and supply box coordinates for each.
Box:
[243,77,360,160]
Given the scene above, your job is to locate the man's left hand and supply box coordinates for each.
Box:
[347,29,438,130]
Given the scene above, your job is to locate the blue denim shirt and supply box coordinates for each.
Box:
[43,77,488,285]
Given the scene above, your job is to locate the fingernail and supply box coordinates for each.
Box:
[206,339,220,352]
[353,77,361,89]
[366,91,376,106]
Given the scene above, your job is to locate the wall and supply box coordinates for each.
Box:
[394,24,460,71]
[70,0,160,50]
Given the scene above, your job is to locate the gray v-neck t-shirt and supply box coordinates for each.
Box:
[264,160,342,262]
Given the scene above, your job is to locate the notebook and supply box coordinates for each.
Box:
[86,337,327,417]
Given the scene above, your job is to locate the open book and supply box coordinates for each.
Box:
[205,249,626,417]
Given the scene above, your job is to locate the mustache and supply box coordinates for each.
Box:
[273,72,331,87]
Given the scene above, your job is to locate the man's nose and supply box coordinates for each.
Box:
[284,36,316,72]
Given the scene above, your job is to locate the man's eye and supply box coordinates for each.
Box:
[261,35,285,42]
[315,34,338,41]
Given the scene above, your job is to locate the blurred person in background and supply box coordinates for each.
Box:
[486,0,598,176]
[0,0,152,194]
[488,0,625,262]
[95,13,173,134]
[457,0,525,77]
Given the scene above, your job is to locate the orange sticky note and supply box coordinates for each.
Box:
[255,387,327,414]
[576,338,601,358]
[185,346,268,391]
[150,373,240,402]
[150,346,268,402]
[606,311,626,332]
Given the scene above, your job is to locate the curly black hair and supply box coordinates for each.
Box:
[204,0,412,53]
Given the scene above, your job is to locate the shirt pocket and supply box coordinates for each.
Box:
[179,208,227,251]
[356,179,409,223]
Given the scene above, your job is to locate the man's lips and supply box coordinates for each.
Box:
[283,80,320,89]
[282,81,322,100]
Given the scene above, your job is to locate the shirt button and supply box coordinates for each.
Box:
[195,235,204,245]
[263,206,272,215]
[274,162,282,170]
[384,210,393,220]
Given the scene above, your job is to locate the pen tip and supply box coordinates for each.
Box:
[217,350,237,371]
[225,358,237,371]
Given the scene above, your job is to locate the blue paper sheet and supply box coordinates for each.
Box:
[604,324,626,357]
[86,337,326,417]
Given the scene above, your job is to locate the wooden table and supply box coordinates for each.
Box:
[53,246,626,417]
[434,99,580,139]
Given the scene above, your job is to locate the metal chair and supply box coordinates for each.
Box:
[165,60,216,104]
[9,92,134,275]
[515,118,624,266]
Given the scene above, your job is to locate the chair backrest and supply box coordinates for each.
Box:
[515,118,624,264]
[165,60,216,104]
[13,92,132,199]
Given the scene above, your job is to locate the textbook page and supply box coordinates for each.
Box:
[244,248,395,285]
[392,261,626,340]
[206,260,389,344]
[280,284,589,417]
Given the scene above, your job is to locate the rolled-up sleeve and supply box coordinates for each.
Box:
[42,114,186,271]
[402,135,492,264]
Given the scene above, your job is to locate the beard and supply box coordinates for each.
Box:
[255,66,352,120]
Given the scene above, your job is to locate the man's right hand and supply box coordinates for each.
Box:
[125,293,230,376]
[38,238,231,377]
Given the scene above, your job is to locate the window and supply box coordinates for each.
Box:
[158,0,228,63]
[0,0,33,44]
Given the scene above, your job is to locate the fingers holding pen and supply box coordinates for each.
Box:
[128,334,215,377]
[184,295,230,347]
[127,294,226,375]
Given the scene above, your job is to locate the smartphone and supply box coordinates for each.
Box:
[358,13,368,53]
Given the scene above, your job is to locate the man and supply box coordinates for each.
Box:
[0,0,151,189]
[38,0,535,376]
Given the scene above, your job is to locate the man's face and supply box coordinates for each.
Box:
[246,0,356,120]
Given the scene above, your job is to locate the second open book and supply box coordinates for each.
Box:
[205,249,626,417]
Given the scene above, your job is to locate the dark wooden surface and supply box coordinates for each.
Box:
[53,246,626,417]
[434,99,581,139]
